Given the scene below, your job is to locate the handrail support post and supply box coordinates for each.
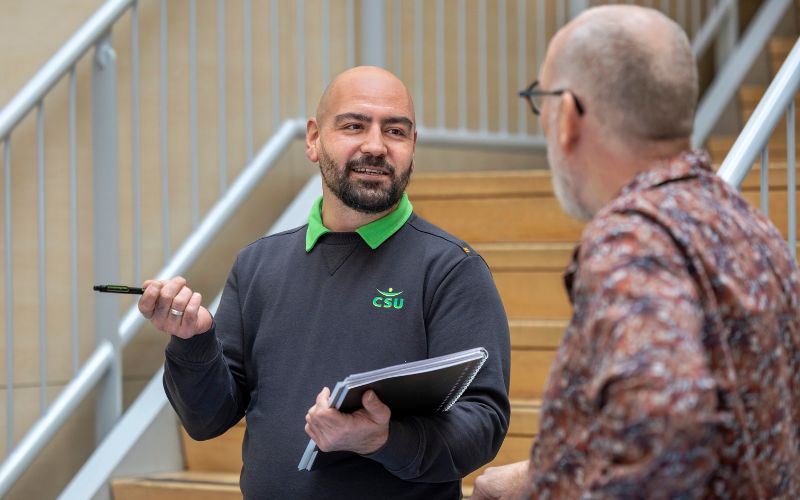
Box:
[716,0,738,70]
[92,32,122,444]
[361,1,385,66]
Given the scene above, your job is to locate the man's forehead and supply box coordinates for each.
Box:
[328,86,412,115]
[318,68,415,124]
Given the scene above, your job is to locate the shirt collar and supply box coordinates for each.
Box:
[564,149,712,298]
[305,192,413,252]
[619,149,712,197]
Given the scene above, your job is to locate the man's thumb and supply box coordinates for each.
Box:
[362,390,390,421]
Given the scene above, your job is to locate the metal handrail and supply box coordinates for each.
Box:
[60,174,324,500]
[0,119,303,499]
[0,342,115,494]
[0,0,134,139]
[691,0,736,58]
[118,119,305,348]
[717,38,800,187]
[692,0,795,147]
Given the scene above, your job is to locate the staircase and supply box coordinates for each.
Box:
[411,170,581,495]
[708,36,799,163]
[110,33,800,500]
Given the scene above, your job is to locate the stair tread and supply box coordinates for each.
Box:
[113,471,240,489]
[477,242,575,270]
[768,37,797,55]
[409,169,555,198]
[509,319,566,349]
[475,242,575,251]
[739,84,800,104]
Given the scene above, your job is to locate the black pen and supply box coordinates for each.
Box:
[93,284,146,295]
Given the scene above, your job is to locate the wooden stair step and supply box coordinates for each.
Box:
[112,471,241,500]
[494,270,572,319]
[463,399,541,488]
[739,85,800,131]
[507,398,542,436]
[182,421,244,473]
[769,37,798,75]
[707,135,800,163]
[509,319,563,399]
[739,84,800,106]
[476,242,574,270]
[409,169,556,198]
[409,170,586,243]
[462,435,534,487]
[478,243,574,320]
[412,196,585,243]
[510,344,557,399]
[510,319,566,349]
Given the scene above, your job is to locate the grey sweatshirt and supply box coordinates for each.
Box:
[163,213,511,499]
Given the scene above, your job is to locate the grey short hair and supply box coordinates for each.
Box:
[554,9,698,141]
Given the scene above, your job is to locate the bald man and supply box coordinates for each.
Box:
[473,6,800,500]
[139,66,511,499]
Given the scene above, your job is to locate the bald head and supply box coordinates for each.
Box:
[315,66,415,128]
[544,5,697,142]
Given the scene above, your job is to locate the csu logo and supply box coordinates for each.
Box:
[372,288,405,310]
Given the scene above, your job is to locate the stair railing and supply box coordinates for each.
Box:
[717,38,800,258]
[0,1,751,498]
[0,1,138,494]
[693,0,795,147]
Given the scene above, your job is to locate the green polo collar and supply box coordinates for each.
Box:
[305,193,413,252]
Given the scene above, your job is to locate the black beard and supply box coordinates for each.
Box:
[319,151,412,214]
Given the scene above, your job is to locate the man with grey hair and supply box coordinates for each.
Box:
[473,5,800,499]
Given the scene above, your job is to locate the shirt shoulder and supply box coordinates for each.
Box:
[404,214,480,260]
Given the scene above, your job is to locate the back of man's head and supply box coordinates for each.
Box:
[552,6,697,143]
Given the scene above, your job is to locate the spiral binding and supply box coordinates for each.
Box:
[435,351,488,413]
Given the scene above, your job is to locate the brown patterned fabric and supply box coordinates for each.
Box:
[527,151,800,499]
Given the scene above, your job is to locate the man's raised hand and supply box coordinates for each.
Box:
[138,276,213,339]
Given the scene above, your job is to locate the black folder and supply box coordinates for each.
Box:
[297,346,489,471]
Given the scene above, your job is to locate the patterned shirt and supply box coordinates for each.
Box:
[527,151,800,499]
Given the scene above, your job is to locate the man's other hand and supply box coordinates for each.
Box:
[471,460,530,500]
[304,388,391,455]
[137,277,213,339]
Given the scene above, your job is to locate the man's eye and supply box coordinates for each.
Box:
[386,128,406,136]
[344,123,362,131]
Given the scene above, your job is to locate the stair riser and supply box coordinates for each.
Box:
[463,435,535,487]
[413,198,585,243]
[112,482,242,500]
[741,191,799,239]
[494,271,571,319]
[183,427,244,473]
[510,350,557,400]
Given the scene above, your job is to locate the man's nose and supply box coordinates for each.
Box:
[360,125,388,157]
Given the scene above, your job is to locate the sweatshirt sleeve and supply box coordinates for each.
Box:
[162,256,250,441]
[365,254,511,481]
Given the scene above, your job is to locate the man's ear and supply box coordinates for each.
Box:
[557,92,580,152]
[306,118,320,162]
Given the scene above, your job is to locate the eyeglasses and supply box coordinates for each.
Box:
[519,80,585,116]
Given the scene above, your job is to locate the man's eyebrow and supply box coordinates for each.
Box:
[334,112,371,124]
[381,116,414,129]
[333,113,413,129]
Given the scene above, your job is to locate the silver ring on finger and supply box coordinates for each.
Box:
[169,308,184,317]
